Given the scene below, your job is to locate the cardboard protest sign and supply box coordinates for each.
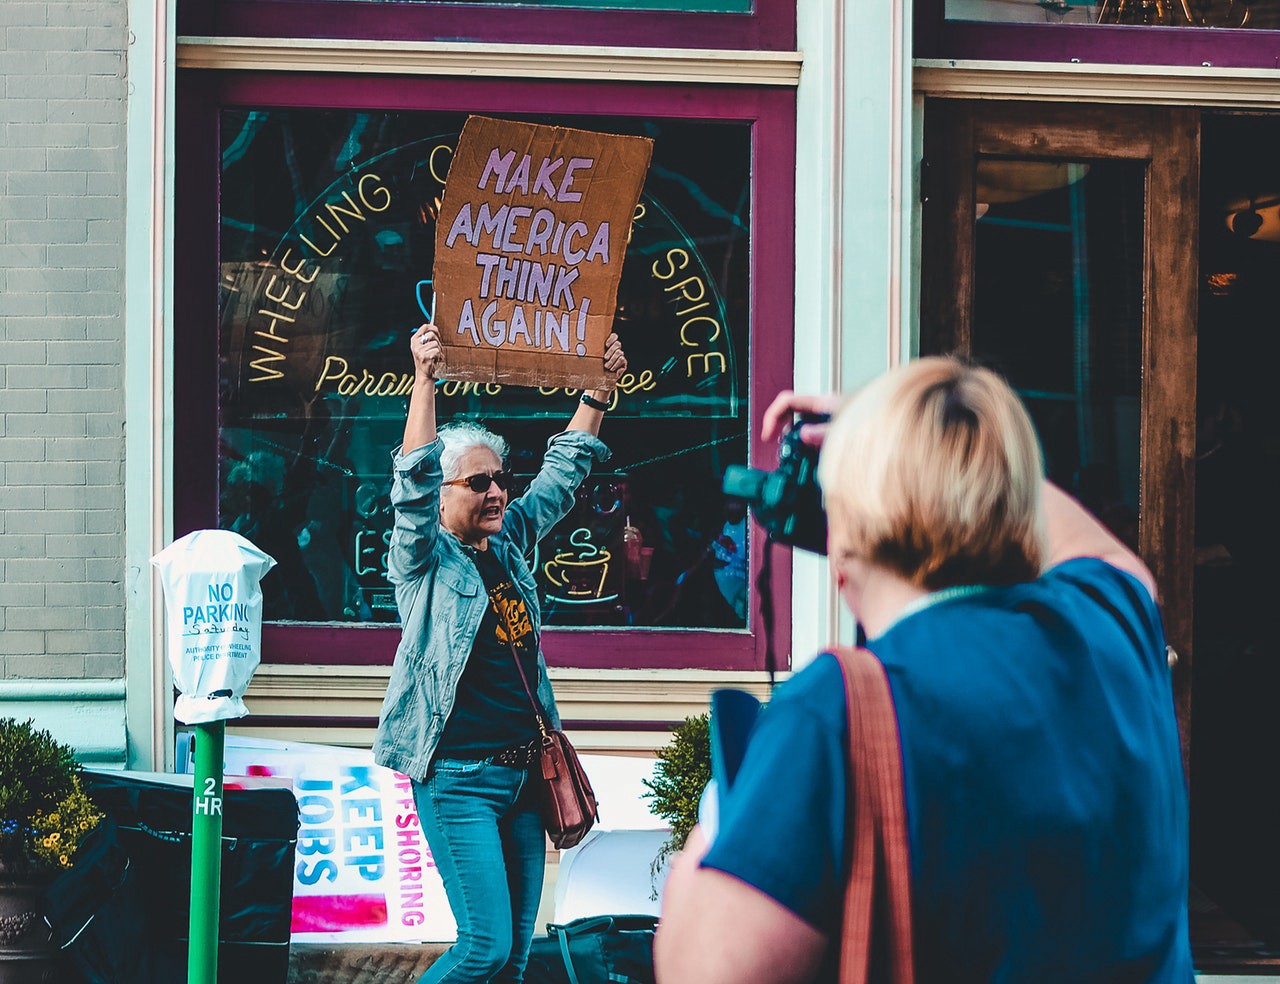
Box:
[202,735,457,943]
[432,116,653,389]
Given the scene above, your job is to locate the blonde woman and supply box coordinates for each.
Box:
[656,358,1192,984]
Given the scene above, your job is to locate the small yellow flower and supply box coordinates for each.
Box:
[59,855,68,866]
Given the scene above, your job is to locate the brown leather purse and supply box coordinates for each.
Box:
[832,646,916,984]
[507,637,599,850]
[531,726,598,850]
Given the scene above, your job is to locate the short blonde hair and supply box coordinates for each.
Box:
[817,357,1044,590]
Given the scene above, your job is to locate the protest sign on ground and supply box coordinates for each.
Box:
[214,736,456,943]
[177,734,671,943]
[433,116,653,389]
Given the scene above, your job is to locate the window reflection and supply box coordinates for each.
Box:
[971,157,1144,546]
[218,109,751,629]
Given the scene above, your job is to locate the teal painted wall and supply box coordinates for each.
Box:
[791,0,915,664]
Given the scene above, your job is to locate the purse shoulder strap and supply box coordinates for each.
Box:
[482,564,550,735]
[505,633,549,736]
[831,646,915,984]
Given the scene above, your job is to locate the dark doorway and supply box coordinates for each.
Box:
[1191,112,1280,966]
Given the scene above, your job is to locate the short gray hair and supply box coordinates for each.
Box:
[438,421,509,482]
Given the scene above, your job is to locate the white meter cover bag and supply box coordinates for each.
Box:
[151,529,277,725]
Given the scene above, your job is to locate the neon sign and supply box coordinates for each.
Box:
[542,528,617,605]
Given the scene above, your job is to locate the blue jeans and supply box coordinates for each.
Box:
[413,758,546,983]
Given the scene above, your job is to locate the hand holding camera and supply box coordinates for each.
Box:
[722,390,837,555]
[761,390,843,447]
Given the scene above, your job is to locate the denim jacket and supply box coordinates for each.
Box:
[372,428,610,781]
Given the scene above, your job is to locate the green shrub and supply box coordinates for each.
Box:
[642,713,711,882]
[0,718,99,876]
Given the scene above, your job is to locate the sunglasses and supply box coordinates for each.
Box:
[443,471,513,494]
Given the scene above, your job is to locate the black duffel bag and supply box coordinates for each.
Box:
[43,771,298,984]
[525,914,657,984]
[42,816,150,984]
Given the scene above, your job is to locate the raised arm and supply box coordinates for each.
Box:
[565,332,627,436]
[764,389,1156,597]
[1041,481,1157,599]
[500,333,626,554]
[387,325,444,585]
[402,324,441,453]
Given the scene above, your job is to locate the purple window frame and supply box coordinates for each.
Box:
[174,70,797,672]
[916,0,1280,68]
[177,0,795,52]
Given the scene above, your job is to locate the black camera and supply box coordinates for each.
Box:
[722,413,829,555]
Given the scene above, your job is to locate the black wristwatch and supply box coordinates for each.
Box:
[580,392,610,412]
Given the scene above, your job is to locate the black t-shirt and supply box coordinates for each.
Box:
[434,546,542,759]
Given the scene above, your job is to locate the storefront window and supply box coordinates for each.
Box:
[918,0,1280,69]
[971,158,1144,538]
[218,108,750,631]
[944,0,1268,26]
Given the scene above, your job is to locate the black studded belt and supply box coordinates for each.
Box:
[492,737,541,768]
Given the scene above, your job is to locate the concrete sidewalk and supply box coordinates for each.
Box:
[284,845,561,982]
[287,942,447,983]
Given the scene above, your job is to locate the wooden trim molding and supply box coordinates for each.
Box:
[176,37,803,87]
[0,680,128,765]
[0,680,126,700]
[915,59,1280,108]
[232,665,778,755]
[1139,108,1199,775]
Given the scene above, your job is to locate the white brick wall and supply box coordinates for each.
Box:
[0,0,128,680]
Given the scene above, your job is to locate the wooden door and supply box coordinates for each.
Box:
[920,100,1200,763]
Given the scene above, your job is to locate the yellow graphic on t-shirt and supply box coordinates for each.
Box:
[491,581,534,651]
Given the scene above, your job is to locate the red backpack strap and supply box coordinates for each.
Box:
[831,646,916,984]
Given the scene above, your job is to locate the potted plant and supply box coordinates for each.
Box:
[642,713,711,889]
[0,718,103,982]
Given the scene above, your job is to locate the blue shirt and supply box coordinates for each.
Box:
[701,558,1194,983]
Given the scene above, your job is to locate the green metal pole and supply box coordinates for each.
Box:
[189,720,225,984]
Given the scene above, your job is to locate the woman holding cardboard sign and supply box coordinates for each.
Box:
[373,323,626,984]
